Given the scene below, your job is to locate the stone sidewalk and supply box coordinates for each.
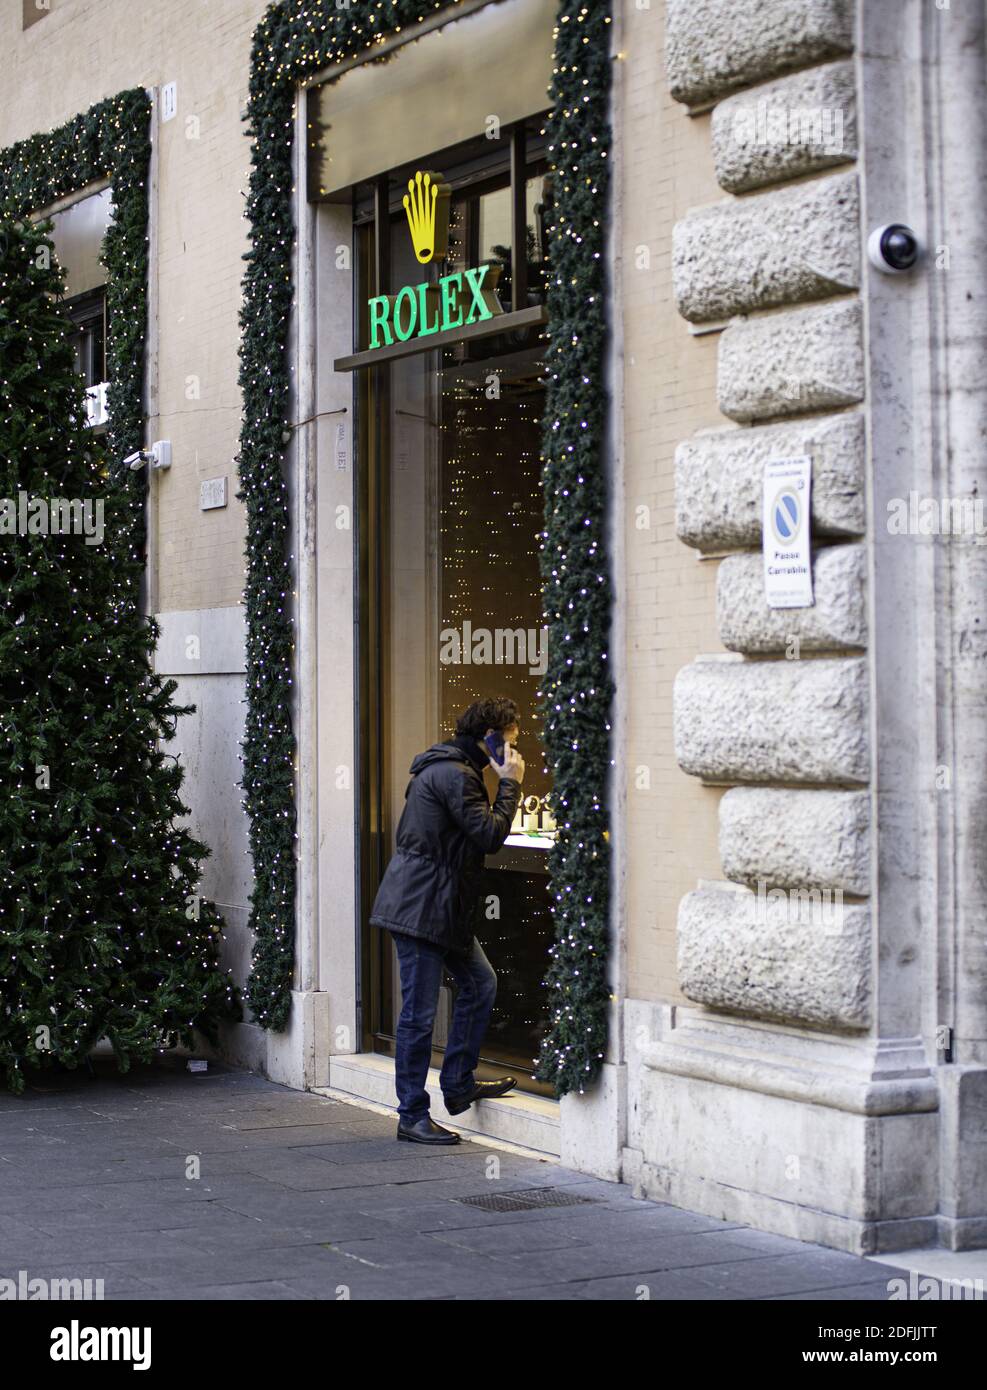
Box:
[0,1057,910,1301]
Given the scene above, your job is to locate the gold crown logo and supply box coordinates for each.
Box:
[403,170,451,265]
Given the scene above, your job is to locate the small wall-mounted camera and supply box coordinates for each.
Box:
[867,223,921,274]
[124,441,172,472]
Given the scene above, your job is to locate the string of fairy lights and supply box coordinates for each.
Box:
[240,1,614,1098]
[529,4,614,1096]
[0,91,241,1094]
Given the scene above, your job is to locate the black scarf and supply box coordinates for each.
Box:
[449,731,489,775]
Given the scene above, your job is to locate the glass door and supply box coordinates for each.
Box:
[357,156,557,1094]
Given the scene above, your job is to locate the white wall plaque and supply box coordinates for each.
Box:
[161,82,178,123]
[763,456,814,608]
[200,477,228,511]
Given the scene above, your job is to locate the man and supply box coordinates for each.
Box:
[369,696,526,1145]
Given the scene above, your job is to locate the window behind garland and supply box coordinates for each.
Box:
[39,187,113,428]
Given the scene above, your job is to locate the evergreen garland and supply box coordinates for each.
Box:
[240,0,614,1095]
[0,88,152,547]
[532,2,614,1097]
[0,100,242,1093]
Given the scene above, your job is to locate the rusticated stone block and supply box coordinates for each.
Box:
[717,544,866,653]
[677,883,871,1030]
[718,299,864,422]
[673,655,869,783]
[719,786,870,894]
[676,413,866,552]
[674,173,859,323]
[712,61,858,193]
[667,0,855,109]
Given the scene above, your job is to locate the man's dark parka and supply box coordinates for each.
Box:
[368,733,522,956]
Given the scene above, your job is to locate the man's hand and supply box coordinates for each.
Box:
[490,743,525,784]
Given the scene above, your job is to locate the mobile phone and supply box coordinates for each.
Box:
[484,731,505,763]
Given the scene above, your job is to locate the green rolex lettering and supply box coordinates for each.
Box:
[463,265,494,325]
[417,281,441,337]
[392,285,419,343]
[368,295,393,349]
[440,272,464,332]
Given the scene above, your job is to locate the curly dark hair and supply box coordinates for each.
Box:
[455,696,520,740]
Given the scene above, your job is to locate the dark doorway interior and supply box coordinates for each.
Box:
[354,133,557,1096]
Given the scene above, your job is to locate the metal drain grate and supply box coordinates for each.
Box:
[453,1188,600,1213]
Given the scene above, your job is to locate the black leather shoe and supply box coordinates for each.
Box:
[396,1115,462,1144]
[444,1075,518,1116]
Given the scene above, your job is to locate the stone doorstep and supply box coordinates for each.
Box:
[312,1053,561,1160]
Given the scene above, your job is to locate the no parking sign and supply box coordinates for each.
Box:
[762,456,814,609]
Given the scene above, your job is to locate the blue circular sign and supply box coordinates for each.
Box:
[771,489,801,544]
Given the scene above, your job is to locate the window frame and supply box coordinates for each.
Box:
[62,285,107,388]
[61,284,109,432]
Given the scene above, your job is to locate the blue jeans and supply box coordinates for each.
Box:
[389,931,498,1125]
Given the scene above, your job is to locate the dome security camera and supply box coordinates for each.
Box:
[868,223,921,274]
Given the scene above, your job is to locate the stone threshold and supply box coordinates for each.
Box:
[311,1051,561,1160]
